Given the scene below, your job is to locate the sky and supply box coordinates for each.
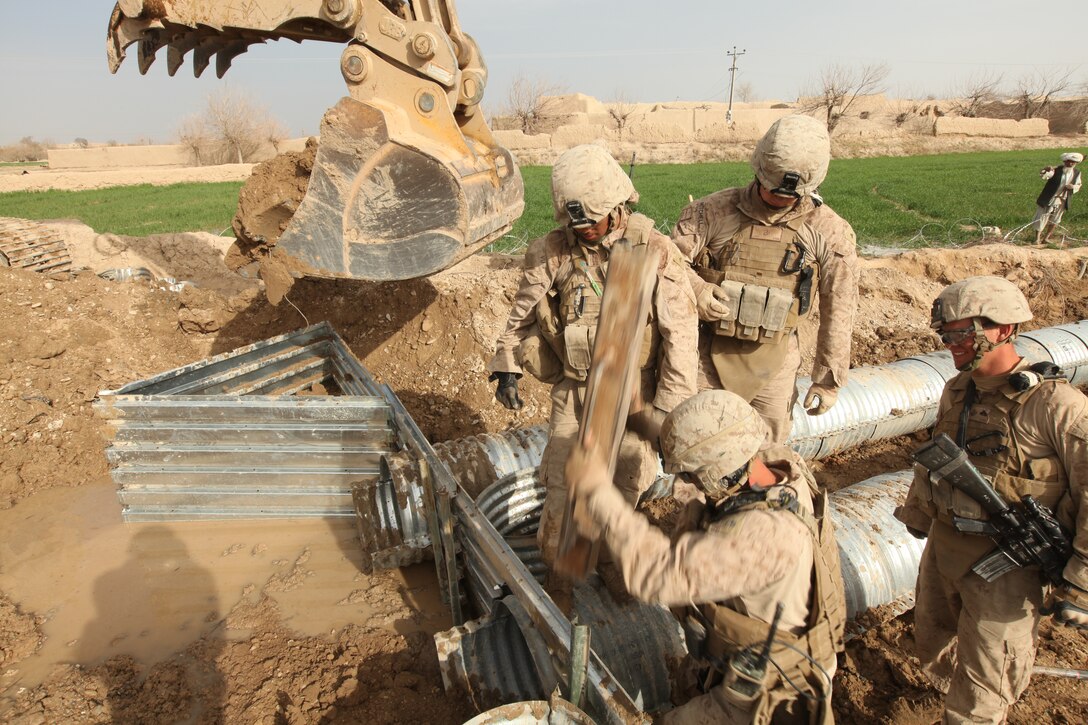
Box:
[1,1,1085,146]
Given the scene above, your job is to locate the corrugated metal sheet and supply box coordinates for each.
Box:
[789,320,1088,459]
[438,585,681,720]
[356,430,547,572]
[0,217,73,274]
[435,598,550,709]
[569,583,685,714]
[828,471,924,621]
[94,323,395,521]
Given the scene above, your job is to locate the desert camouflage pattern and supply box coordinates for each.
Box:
[673,182,858,437]
[750,115,830,197]
[489,209,698,412]
[895,360,1088,723]
[580,447,815,621]
[577,447,837,724]
[536,376,658,566]
[551,144,639,222]
[660,390,768,495]
[931,276,1034,328]
[488,209,698,565]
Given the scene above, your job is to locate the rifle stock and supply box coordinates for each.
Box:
[912,433,1074,585]
[912,434,1009,516]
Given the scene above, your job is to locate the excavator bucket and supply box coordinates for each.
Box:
[271,95,521,280]
[107,0,524,282]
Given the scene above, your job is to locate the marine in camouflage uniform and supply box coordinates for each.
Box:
[488,144,699,567]
[671,115,859,443]
[895,276,1088,724]
[565,390,846,724]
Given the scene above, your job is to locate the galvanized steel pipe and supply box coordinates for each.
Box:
[789,320,1088,460]
[828,470,923,621]
[354,426,547,571]
[447,466,927,716]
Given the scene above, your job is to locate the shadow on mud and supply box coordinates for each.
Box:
[77,526,226,723]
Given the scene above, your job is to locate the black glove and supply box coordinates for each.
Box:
[489,371,523,410]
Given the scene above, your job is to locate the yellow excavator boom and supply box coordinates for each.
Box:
[108,0,524,282]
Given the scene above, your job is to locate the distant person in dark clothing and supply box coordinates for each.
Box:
[1033,152,1082,243]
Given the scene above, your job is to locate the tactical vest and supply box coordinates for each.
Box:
[678,472,846,725]
[925,374,1073,528]
[695,220,820,400]
[553,213,660,382]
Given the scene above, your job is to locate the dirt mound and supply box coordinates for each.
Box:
[2,221,1087,722]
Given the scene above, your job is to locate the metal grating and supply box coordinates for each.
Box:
[95,322,395,521]
[0,217,73,274]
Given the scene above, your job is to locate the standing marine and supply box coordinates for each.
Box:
[487,143,699,569]
[671,115,859,443]
[895,276,1088,723]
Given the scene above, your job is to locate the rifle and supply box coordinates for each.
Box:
[911,433,1073,585]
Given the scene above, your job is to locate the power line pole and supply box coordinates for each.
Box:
[725,46,746,125]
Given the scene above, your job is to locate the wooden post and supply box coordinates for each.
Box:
[554,242,657,578]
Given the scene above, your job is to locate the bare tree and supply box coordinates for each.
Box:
[178,87,287,165]
[736,81,756,103]
[0,137,47,163]
[950,71,1003,117]
[504,74,563,134]
[1013,67,1076,119]
[178,114,213,165]
[608,91,638,132]
[800,63,890,132]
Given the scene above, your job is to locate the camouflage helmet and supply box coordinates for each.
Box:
[930,276,1033,329]
[660,390,767,498]
[750,115,830,199]
[552,144,639,224]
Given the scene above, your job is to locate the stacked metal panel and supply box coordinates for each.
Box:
[95,323,395,521]
[0,217,73,274]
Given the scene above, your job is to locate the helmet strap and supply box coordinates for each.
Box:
[960,319,1017,372]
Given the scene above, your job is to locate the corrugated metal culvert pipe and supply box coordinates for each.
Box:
[353,322,1088,571]
[352,426,548,571]
[443,465,924,715]
[828,470,922,622]
[450,468,685,715]
[788,320,1088,459]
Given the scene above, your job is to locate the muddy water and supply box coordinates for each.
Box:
[0,481,445,693]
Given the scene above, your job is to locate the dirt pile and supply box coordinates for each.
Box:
[1,216,1087,723]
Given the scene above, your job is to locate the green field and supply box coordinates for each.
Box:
[0,182,243,237]
[0,149,1083,249]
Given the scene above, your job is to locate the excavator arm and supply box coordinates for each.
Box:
[108,0,524,282]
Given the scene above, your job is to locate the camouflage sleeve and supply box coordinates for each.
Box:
[650,236,699,412]
[487,233,562,375]
[670,200,706,262]
[805,210,859,388]
[1041,388,1088,589]
[582,482,802,606]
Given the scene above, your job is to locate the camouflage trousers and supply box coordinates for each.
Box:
[914,536,1043,724]
[536,377,658,567]
[697,332,801,445]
